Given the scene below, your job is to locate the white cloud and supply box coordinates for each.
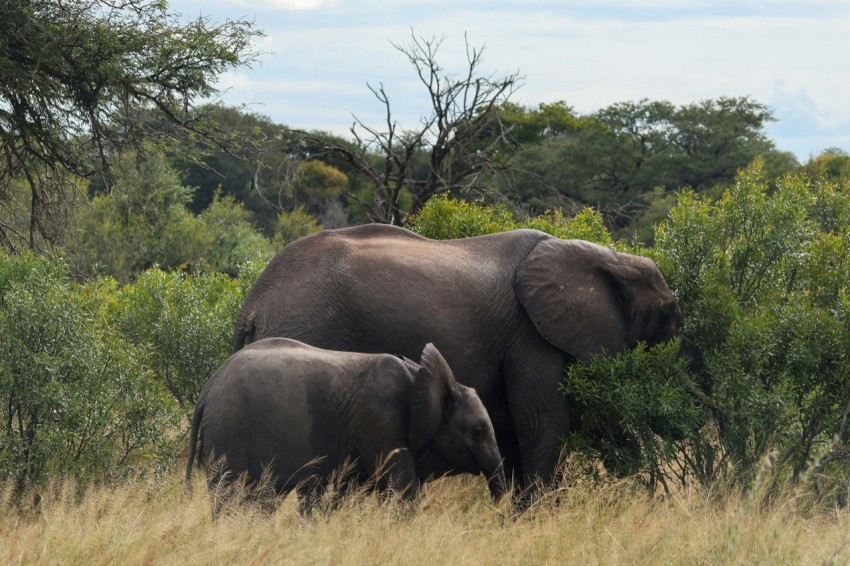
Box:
[170,0,850,158]
[229,0,335,9]
[216,72,365,96]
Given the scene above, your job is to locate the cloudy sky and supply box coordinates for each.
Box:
[170,0,850,162]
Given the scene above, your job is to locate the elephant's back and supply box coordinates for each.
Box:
[243,225,548,325]
[199,338,385,490]
[314,223,548,256]
[212,337,395,391]
[279,223,549,262]
[323,225,548,286]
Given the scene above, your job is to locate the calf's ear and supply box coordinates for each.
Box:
[410,343,456,452]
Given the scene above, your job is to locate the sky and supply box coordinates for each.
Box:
[169,0,850,162]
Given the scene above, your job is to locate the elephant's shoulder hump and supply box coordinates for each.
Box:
[242,336,308,352]
[470,228,551,249]
[507,228,551,239]
[302,225,430,264]
[329,224,426,243]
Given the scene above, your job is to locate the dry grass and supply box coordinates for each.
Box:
[1,470,849,565]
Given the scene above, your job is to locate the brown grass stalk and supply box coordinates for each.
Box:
[1,469,848,565]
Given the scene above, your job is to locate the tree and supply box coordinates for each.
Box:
[297,32,523,225]
[494,101,586,145]
[499,97,798,239]
[68,151,207,281]
[803,148,850,181]
[288,160,350,227]
[668,97,787,188]
[0,252,179,490]
[0,0,261,252]
[176,105,301,233]
[67,152,273,282]
[486,102,595,214]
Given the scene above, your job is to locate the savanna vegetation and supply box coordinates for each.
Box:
[3,473,850,564]
[2,1,850,562]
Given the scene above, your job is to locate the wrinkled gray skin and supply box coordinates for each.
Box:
[186,338,507,501]
[233,225,683,489]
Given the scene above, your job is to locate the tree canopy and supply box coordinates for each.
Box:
[0,0,262,251]
[494,97,799,239]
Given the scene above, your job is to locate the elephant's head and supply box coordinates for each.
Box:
[515,239,683,361]
[410,343,507,497]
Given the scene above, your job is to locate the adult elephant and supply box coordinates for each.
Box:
[233,224,683,488]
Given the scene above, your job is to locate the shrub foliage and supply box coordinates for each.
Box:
[649,162,850,492]
[111,268,243,407]
[0,254,254,491]
[0,253,178,489]
[408,194,611,244]
[568,162,850,495]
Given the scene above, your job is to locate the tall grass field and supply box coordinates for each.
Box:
[2,469,848,565]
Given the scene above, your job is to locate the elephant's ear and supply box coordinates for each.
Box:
[515,239,633,361]
[410,343,456,453]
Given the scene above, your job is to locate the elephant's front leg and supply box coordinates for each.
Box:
[504,348,570,491]
[377,448,419,501]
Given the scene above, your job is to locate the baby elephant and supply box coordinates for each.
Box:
[185,338,507,503]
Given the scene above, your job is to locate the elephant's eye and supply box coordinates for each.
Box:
[472,425,486,439]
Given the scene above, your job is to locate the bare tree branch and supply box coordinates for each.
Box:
[293,31,523,225]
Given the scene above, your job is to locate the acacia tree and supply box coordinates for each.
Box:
[498,96,798,238]
[0,0,262,252]
[298,33,523,225]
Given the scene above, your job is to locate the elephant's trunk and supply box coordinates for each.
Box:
[487,462,508,499]
[479,442,508,499]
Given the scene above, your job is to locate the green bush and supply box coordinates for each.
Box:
[406,195,516,239]
[198,192,276,276]
[273,206,324,247]
[655,163,849,484]
[112,267,243,407]
[521,208,613,245]
[0,253,178,489]
[69,152,274,282]
[407,194,613,243]
[564,341,705,484]
[555,161,850,499]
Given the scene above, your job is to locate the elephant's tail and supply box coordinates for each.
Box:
[185,398,205,488]
[232,310,255,353]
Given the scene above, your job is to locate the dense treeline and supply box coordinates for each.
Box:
[15,98,845,284]
[122,98,807,246]
[70,97,836,253]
